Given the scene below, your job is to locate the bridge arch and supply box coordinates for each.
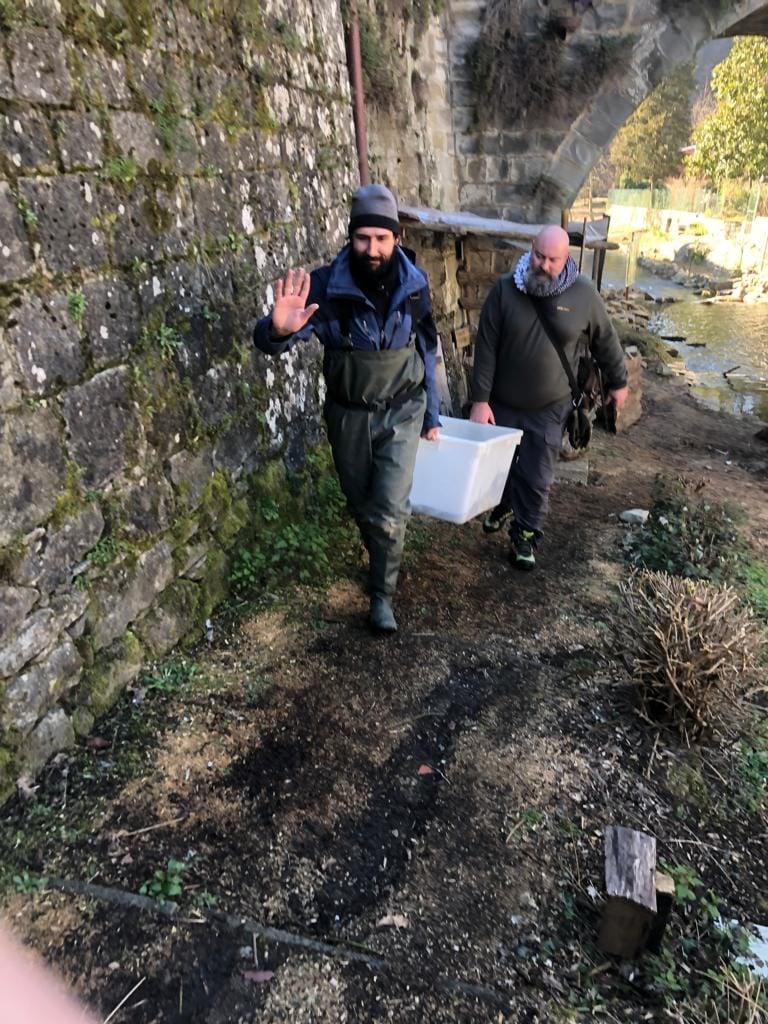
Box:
[446,0,768,221]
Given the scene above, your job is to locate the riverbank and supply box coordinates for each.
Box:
[0,369,766,1022]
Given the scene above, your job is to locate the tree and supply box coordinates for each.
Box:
[609,63,696,186]
[686,38,768,183]
[688,37,768,182]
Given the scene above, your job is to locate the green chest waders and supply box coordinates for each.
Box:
[322,344,427,633]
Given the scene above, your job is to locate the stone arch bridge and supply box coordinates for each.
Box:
[443,0,768,221]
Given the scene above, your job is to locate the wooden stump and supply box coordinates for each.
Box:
[598,826,657,959]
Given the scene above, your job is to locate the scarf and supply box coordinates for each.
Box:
[513,251,579,297]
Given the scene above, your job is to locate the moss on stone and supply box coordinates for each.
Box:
[201,545,230,615]
[615,321,671,363]
[80,630,144,718]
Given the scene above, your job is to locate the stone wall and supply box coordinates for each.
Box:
[0,0,358,796]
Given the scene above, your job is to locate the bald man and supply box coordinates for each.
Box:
[470,226,628,570]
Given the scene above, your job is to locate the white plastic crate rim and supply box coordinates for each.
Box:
[409,416,523,524]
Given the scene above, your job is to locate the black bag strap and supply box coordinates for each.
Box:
[529,297,583,408]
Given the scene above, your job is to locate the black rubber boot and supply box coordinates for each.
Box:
[369,592,397,634]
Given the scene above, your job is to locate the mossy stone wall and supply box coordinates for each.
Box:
[0,0,357,798]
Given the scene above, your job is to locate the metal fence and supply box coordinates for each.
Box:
[607,184,765,219]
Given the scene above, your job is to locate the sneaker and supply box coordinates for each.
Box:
[509,528,536,571]
[482,504,514,534]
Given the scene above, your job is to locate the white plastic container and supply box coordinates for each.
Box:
[409,416,523,524]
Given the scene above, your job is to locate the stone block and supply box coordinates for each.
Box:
[14,504,104,594]
[0,180,34,283]
[23,707,75,772]
[18,174,107,275]
[168,447,215,509]
[0,329,22,411]
[0,608,57,677]
[134,578,200,657]
[4,639,82,734]
[8,292,85,396]
[1,105,56,173]
[110,179,196,266]
[80,51,131,108]
[49,588,89,629]
[89,540,174,651]
[0,44,15,99]
[81,631,144,717]
[0,408,67,548]
[8,28,72,105]
[0,586,38,644]
[53,113,105,171]
[110,112,164,168]
[191,176,240,238]
[82,277,140,368]
[120,474,174,537]
[61,366,141,489]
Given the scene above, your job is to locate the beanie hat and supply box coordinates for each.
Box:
[348,184,400,236]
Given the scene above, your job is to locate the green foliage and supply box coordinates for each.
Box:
[147,322,183,362]
[610,62,696,186]
[139,857,186,899]
[743,559,768,620]
[231,448,357,599]
[12,869,47,894]
[88,536,122,567]
[687,38,768,183]
[643,862,764,1019]
[150,87,185,154]
[358,7,399,110]
[274,18,302,53]
[16,196,38,229]
[0,0,21,30]
[100,156,140,186]
[626,476,745,583]
[67,291,86,324]
[142,658,198,694]
[737,722,768,813]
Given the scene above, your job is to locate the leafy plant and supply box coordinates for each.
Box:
[627,476,746,584]
[12,870,47,894]
[139,857,187,899]
[67,291,86,324]
[16,196,38,228]
[143,659,198,694]
[737,724,768,813]
[88,536,122,567]
[99,155,140,186]
[231,448,357,599]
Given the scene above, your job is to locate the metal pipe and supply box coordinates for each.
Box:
[346,0,370,185]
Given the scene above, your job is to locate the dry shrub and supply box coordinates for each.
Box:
[619,570,764,741]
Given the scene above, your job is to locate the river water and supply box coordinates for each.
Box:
[600,249,768,422]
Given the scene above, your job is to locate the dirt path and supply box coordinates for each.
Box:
[1,373,766,1023]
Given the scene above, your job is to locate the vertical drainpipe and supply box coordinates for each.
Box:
[346,0,370,185]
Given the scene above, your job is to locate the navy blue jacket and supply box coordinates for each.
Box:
[253,245,440,431]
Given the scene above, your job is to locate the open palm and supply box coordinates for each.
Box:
[271,268,319,337]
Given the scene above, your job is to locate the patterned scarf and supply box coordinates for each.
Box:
[513,251,579,297]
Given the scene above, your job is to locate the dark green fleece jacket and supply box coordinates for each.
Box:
[471,272,628,410]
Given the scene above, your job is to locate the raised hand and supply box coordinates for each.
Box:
[270,268,320,338]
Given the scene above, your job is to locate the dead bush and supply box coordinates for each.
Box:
[619,570,764,741]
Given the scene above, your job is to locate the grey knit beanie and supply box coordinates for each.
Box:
[348,183,400,236]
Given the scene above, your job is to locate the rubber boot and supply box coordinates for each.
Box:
[367,530,403,635]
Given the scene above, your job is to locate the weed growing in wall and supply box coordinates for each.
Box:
[67,291,86,324]
[231,447,358,600]
[100,155,140,187]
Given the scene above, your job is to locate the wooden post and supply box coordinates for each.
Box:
[646,872,675,954]
[598,826,657,959]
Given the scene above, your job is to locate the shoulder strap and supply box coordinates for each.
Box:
[529,297,583,407]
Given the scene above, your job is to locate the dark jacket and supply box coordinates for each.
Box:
[471,271,628,411]
[254,245,440,430]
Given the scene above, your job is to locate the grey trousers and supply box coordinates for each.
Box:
[324,391,426,596]
[491,397,572,536]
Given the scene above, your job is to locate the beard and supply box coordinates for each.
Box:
[349,247,396,287]
[524,266,558,297]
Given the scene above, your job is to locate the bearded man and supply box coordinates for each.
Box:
[470,225,628,571]
[254,184,440,634]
